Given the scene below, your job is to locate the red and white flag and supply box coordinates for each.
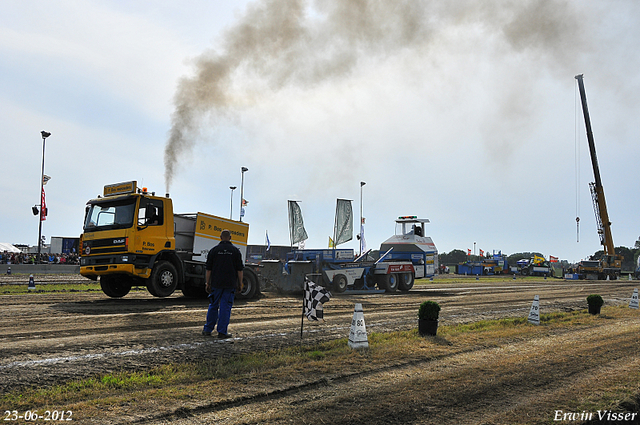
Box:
[41,187,47,221]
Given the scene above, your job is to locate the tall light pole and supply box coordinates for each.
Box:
[360,181,366,255]
[239,167,248,222]
[37,131,51,261]
[229,186,236,219]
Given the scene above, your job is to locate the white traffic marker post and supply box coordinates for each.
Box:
[28,274,35,290]
[528,295,540,325]
[629,289,639,310]
[348,303,369,349]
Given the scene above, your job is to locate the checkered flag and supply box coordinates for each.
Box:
[304,279,332,321]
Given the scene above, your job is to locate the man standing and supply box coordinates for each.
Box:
[202,229,244,339]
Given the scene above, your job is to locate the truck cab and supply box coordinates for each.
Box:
[80,181,181,297]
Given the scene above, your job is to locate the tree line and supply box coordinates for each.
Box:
[439,246,640,272]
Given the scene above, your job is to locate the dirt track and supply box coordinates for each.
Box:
[1,276,639,424]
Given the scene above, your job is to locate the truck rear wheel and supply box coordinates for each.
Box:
[237,268,258,299]
[181,279,208,298]
[398,273,414,291]
[147,261,178,297]
[332,274,348,293]
[100,275,132,298]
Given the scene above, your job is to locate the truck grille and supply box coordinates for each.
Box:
[83,237,128,256]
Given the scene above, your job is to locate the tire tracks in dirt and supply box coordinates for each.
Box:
[144,317,640,425]
[0,278,637,396]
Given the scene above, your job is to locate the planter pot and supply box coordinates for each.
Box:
[418,319,438,336]
[588,304,602,315]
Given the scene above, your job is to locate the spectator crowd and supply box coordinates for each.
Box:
[0,251,79,265]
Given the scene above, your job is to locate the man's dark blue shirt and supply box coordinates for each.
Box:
[206,240,244,289]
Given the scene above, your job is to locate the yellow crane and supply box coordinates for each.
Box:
[575,74,622,280]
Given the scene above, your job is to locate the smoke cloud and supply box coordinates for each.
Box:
[164,0,584,191]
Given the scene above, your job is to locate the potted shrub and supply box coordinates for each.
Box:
[587,294,604,315]
[418,300,440,336]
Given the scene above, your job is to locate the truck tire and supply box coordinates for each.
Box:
[378,273,398,293]
[398,272,414,291]
[521,267,530,276]
[181,280,208,298]
[147,261,178,297]
[237,268,258,299]
[332,274,348,293]
[100,275,132,298]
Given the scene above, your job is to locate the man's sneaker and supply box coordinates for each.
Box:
[202,331,212,336]
[217,332,233,339]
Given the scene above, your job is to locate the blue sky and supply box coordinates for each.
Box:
[2,0,640,263]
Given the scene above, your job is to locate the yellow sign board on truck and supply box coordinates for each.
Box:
[104,181,137,197]
[192,212,250,262]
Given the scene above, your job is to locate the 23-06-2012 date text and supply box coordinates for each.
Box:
[4,410,73,421]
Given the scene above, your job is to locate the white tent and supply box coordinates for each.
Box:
[0,243,21,253]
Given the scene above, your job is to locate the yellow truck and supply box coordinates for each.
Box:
[80,181,259,299]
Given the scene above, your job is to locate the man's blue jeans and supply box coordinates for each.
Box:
[204,287,235,335]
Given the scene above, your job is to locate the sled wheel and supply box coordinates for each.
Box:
[398,273,414,291]
[332,274,348,293]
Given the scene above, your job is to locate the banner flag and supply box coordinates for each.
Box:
[288,201,308,246]
[333,199,353,246]
[360,222,367,253]
[328,237,335,248]
[266,231,271,252]
[41,187,47,221]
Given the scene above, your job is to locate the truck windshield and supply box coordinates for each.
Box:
[84,199,136,231]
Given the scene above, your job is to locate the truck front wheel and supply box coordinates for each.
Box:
[100,275,132,298]
[147,261,178,297]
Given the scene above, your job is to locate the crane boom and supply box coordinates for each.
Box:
[574,74,622,278]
